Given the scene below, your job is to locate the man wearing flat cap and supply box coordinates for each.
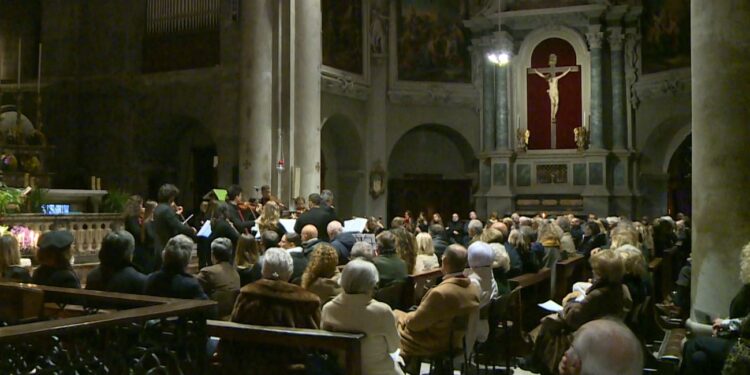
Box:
[32,230,80,289]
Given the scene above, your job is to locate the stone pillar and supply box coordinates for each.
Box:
[690,0,750,319]
[609,27,627,150]
[239,0,274,189]
[293,0,322,196]
[586,26,604,149]
[495,64,510,150]
[483,58,496,152]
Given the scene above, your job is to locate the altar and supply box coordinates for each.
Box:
[467,3,640,217]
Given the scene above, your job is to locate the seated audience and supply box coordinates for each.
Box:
[393,228,418,274]
[300,224,324,258]
[466,219,483,245]
[510,228,537,275]
[321,260,404,375]
[414,233,439,273]
[86,230,146,294]
[429,224,450,262]
[350,241,375,262]
[558,319,644,375]
[557,216,577,256]
[465,241,500,347]
[614,244,650,307]
[680,242,750,375]
[328,220,355,265]
[230,247,320,328]
[32,230,80,288]
[394,244,480,369]
[538,221,563,268]
[479,228,511,293]
[524,249,630,374]
[0,235,31,282]
[244,230,282,284]
[578,221,607,259]
[143,235,212,305]
[723,314,750,375]
[301,244,342,306]
[197,237,240,319]
[372,231,408,288]
[234,234,260,287]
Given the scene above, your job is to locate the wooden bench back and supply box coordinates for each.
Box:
[207,320,365,375]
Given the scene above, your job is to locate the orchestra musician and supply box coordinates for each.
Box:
[153,184,196,271]
[226,185,257,235]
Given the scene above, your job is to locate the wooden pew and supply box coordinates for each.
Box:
[510,268,551,332]
[207,320,365,375]
[554,254,586,302]
[402,268,443,308]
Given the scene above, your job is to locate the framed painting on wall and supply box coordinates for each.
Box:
[396,0,472,83]
[641,0,690,74]
[322,0,364,75]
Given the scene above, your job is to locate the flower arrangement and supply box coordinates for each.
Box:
[10,225,40,256]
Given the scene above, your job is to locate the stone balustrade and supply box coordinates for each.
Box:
[0,213,124,260]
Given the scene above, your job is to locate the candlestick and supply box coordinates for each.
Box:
[96,178,101,191]
[24,173,29,187]
[30,177,36,188]
[17,38,21,89]
[37,43,42,95]
[517,114,520,129]
[91,176,96,190]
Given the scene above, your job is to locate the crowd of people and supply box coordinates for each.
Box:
[2,182,749,374]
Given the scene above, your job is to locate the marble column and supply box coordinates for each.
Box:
[293,0,322,196]
[238,0,274,189]
[586,26,604,149]
[690,0,750,319]
[609,27,627,150]
[483,58,496,152]
[495,64,510,150]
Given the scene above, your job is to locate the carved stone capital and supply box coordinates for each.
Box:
[586,30,604,49]
[321,71,369,100]
[608,28,625,51]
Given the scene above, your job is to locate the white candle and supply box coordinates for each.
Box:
[37,43,42,94]
[96,177,101,190]
[517,114,521,129]
[17,38,21,88]
[91,176,96,190]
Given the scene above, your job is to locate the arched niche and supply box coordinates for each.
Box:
[387,123,477,223]
[513,26,591,147]
[321,113,365,219]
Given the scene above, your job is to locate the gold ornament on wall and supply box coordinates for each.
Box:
[369,161,386,199]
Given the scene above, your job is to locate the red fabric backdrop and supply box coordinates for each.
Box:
[526,38,582,150]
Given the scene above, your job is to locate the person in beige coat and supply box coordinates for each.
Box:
[196,237,240,319]
[322,260,404,375]
[393,244,480,364]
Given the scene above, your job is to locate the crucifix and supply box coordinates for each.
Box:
[527,53,579,148]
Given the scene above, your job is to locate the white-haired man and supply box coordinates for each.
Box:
[558,319,643,375]
[328,220,356,265]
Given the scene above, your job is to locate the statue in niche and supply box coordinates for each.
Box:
[532,54,572,124]
[371,0,388,55]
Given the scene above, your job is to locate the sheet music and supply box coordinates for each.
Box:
[538,300,564,313]
[279,219,297,233]
[197,220,212,238]
[343,217,368,233]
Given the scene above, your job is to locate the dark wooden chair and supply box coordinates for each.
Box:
[374,280,406,311]
[473,281,526,373]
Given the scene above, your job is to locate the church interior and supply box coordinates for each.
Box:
[0,0,748,374]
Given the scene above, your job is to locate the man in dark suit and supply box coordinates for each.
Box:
[152,184,195,271]
[226,185,255,235]
[429,224,450,264]
[294,193,337,242]
[327,220,355,265]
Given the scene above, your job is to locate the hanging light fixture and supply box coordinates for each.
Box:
[485,0,510,66]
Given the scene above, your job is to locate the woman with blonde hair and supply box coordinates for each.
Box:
[235,234,261,286]
[414,233,439,273]
[392,227,418,274]
[614,244,649,306]
[301,244,342,305]
[0,235,31,282]
[257,202,287,238]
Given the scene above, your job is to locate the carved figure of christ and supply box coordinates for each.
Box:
[527,57,579,149]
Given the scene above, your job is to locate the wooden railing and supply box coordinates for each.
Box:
[207,320,365,375]
[0,282,214,373]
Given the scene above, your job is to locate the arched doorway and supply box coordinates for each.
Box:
[387,124,477,224]
[321,114,364,219]
[667,135,691,216]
